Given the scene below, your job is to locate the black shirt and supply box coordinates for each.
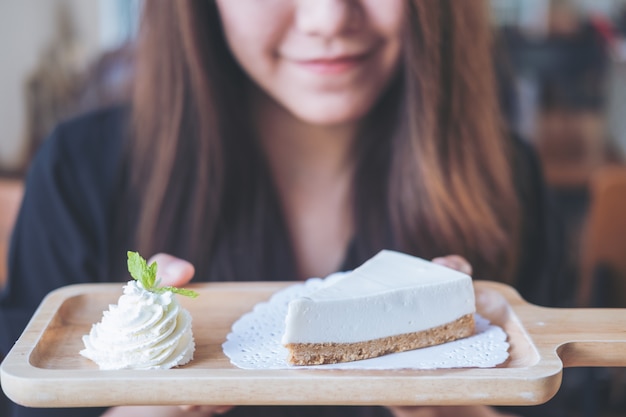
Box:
[0,106,564,417]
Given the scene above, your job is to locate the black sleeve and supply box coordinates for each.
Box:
[511,136,567,307]
[0,108,125,417]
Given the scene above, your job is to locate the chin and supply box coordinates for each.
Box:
[291,101,372,126]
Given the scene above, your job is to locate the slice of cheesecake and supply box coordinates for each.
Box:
[282,250,476,365]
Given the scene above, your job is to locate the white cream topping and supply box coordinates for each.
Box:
[80,281,195,370]
[282,250,475,344]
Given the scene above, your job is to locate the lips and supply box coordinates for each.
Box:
[291,52,371,75]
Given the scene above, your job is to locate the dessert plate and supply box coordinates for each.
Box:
[2,281,626,408]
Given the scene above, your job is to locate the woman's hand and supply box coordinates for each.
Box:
[179,406,234,415]
[390,405,519,417]
[148,253,196,287]
[101,405,233,417]
[100,255,233,417]
[431,255,472,275]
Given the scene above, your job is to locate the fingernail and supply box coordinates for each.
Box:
[432,258,451,268]
[164,260,188,278]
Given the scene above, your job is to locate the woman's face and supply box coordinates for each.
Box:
[215,0,404,126]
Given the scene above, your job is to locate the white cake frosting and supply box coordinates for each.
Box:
[282,250,475,344]
[80,280,195,370]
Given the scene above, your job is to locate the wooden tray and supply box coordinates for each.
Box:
[2,281,626,408]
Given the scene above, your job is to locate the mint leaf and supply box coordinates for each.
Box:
[127,251,150,287]
[161,286,199,298]
[126,251,199,298]
[147,259,158,288]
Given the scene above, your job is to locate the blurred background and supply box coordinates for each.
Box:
[1,0,626,416]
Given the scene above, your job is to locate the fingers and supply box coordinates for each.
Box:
[179,405,234,415]
[431,255,472,276]
[148,253,196,287]
[387,406,435,417]
[389,405,519,417]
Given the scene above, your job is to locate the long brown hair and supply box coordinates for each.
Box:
[128,0,520,283]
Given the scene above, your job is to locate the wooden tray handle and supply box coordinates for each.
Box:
[523,305,626,368]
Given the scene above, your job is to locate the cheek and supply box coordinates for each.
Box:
[358,0,404,87]
[361,0,405,38]
[215,1,288,73]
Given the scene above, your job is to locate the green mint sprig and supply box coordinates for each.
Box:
[127,251,198,298]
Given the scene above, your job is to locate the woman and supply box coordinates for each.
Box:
[1,1,562,416]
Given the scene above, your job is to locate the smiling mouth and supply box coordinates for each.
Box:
[293,53,371,75]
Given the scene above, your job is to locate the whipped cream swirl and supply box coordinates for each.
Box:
[80,280,195,370]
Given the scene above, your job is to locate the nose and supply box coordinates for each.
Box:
[295,0,360,37]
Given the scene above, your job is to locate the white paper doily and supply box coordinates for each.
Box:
[223,273,509,370]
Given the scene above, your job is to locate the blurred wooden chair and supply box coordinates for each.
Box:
[577,165,626,416]
[0,178,22,417]
[0,178,23,289]
[537,109,608,189]
[578,165,626,308]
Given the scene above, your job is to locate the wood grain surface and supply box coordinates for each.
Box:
[2,281,626,408]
